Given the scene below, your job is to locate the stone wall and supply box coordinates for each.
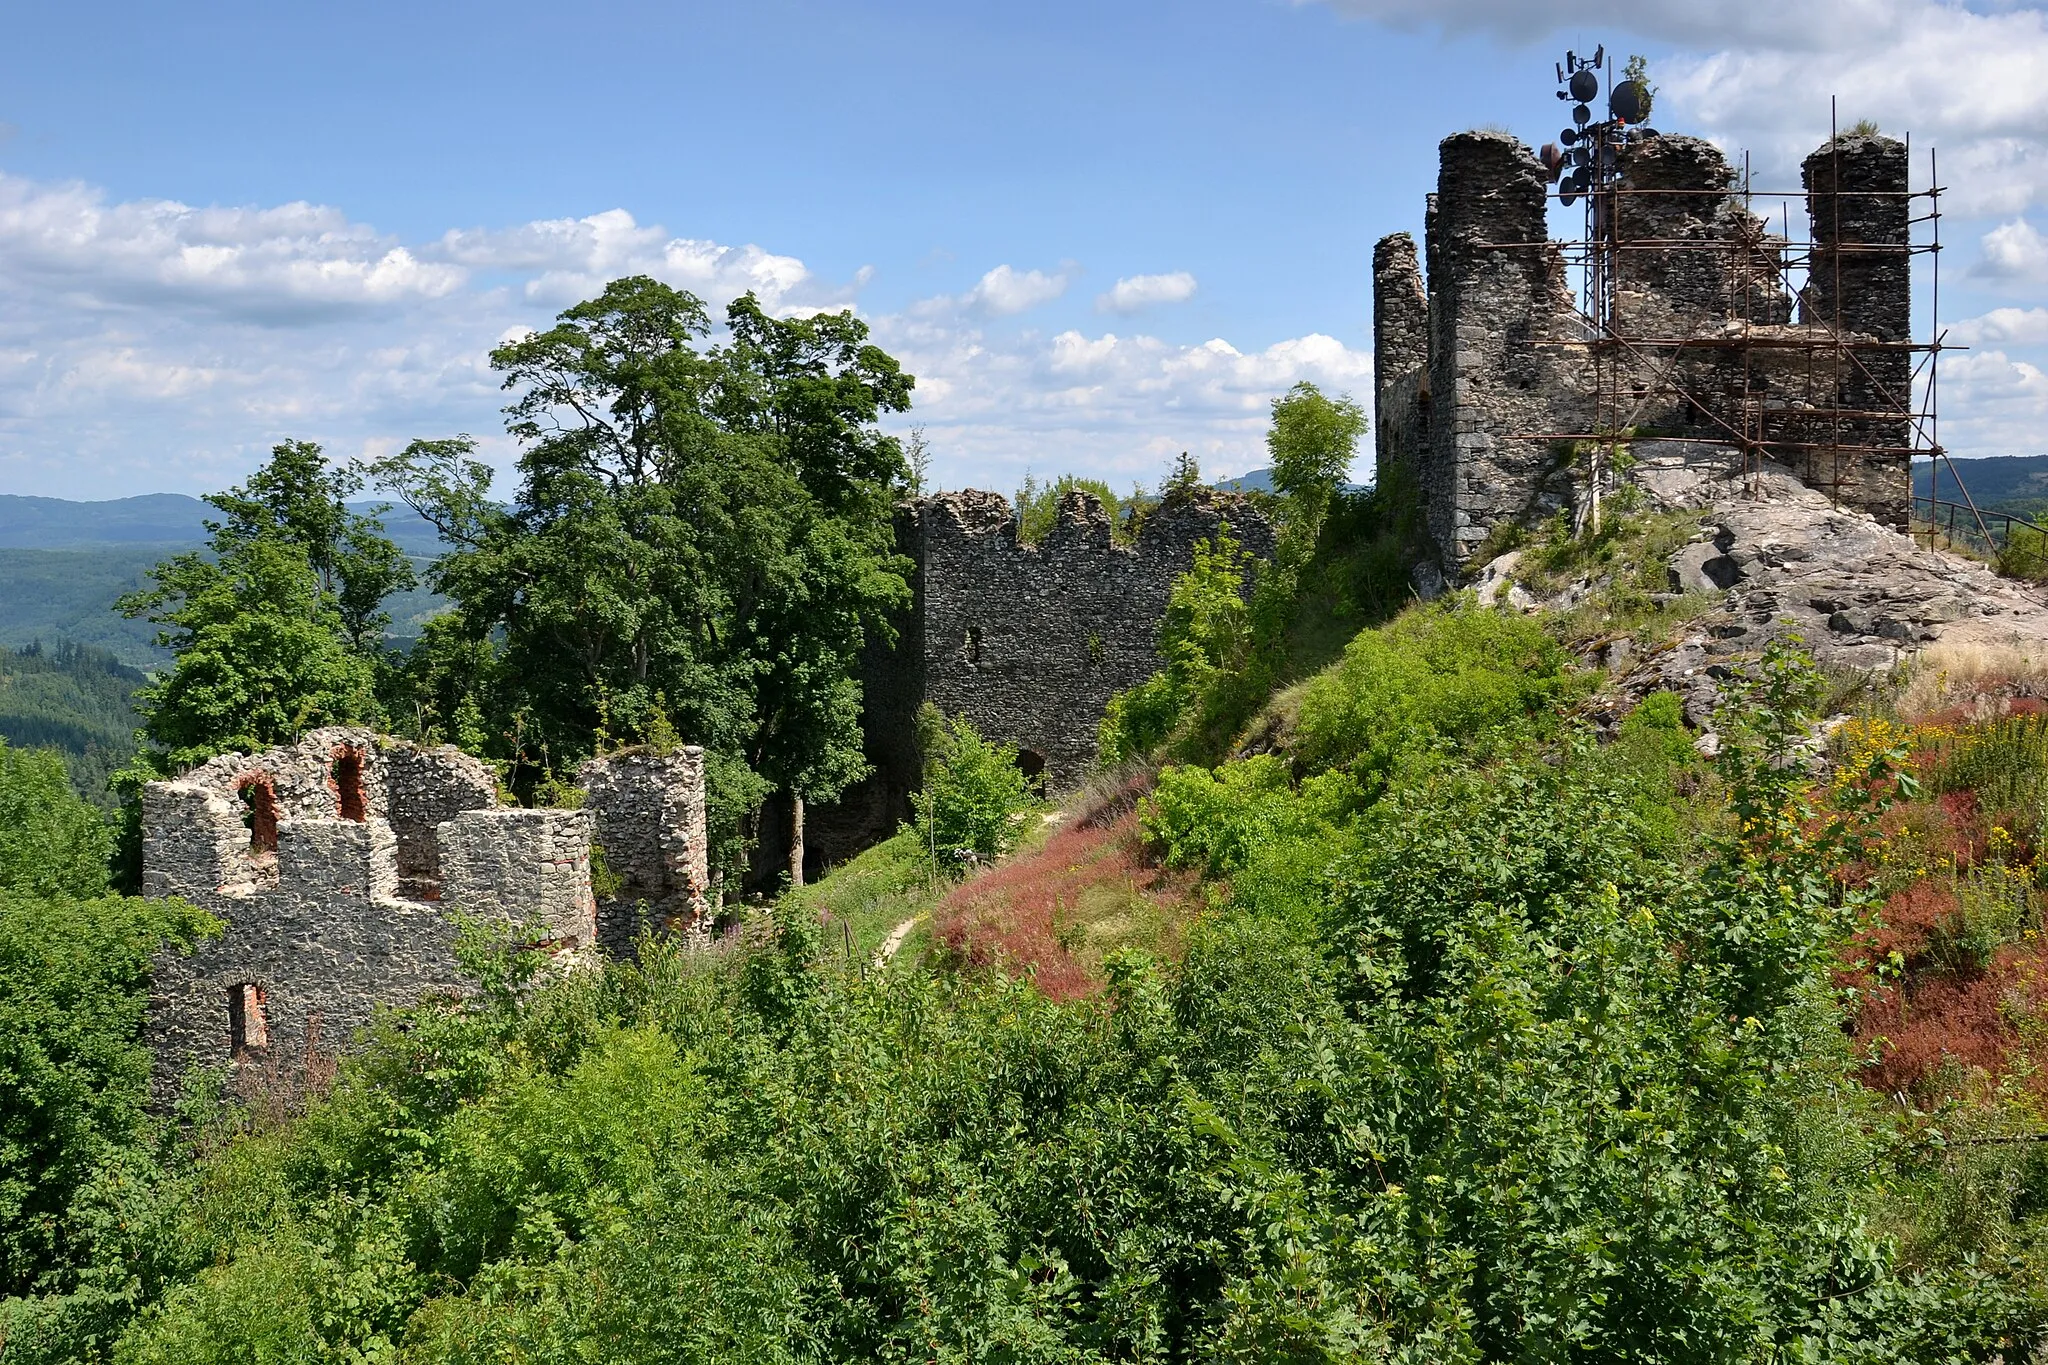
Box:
[142,727,704,1093]
[1372,232,1431,490]
[577,747,711,950]
[917,486,1272,792]
[1374,127,1915,570]
[805,486,1273,871]
[1422,131,1591,567]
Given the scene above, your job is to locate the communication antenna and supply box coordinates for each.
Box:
[1541,45,1653,331]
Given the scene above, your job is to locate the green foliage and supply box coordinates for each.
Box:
[905,704,1034,874]
[1014,472,1129,544]
[1099,386,1393,770]
[1143,755,1359,878]
[1097,523,1252,766]
[0,890,214,1300]
[1934,711,2048,813]
[17,655,2032,1359]
[1622,53,1657,120]
[1265,381,1365,527]
[375,278,914,876]
[119,442,408,768]
[1999,524,2048,583]
[0,642,144,810]
[1292,599,1573,785]
[0,547,179,666]
[0,740,112,901]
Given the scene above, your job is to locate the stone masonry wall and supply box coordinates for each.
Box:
[577,747,711,950]
[1375,127,1915,569]
[142,727,703,1094]
[1373,232,1431,490]
[1423,131,1591,567]
[917,486,1273,792]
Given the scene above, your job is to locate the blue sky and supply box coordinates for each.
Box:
[4,0,2048,500]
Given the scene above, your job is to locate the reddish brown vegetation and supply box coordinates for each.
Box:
[935,785,1200,1001]
[1835,719,2048,1101]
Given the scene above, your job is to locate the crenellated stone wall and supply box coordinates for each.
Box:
[804,486,1273,873]
[141,728,705,1094]
[915,486,1272,792]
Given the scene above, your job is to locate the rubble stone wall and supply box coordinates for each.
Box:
[141,727,704,1094]
[577,748,711,951]
[917,486,1273,792]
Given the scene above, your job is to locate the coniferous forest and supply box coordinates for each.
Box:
[6,278,2048,1361]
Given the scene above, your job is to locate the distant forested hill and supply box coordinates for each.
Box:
[1916,454,2048,521]
[0,640,144,806]
[0,496,450,666]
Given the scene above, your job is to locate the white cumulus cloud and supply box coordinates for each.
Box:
[1096,271,1198,314]
[1975,220,2048,281]
[961,263,1072,316]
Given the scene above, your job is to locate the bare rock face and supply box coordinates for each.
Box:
[1620,443,2048,725]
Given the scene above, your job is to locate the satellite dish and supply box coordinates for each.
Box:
[1560,127,1579,146]
[1572,102,1592,126]
[1609,79,1649,124]
[1540,143,1565,180]
[1569,68,1599,103]
[1560,186,1580,207]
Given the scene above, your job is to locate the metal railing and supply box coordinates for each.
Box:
[1913,495,2045,558]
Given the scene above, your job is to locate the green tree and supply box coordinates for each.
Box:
[0,741,213,1303]
[904,704,1034,874]
[1098,384,1368,766]
[1014,473,1127,545]
[0,740,112,900]
[376,277,914,880]
[121,539,381,767]
[119,441,409,767]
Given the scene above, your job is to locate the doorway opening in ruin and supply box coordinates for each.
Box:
[237,774,279,853]
[966,626,983,665]
[330,745,368,822]
[1015,748,1046,797]
[228,981,269,1060]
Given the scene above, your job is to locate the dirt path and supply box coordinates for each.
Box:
[877,915,922,965]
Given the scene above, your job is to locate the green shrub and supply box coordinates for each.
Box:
[904,705,1034,875]
[1142,755,1359,877]
[1291,599,1573,783]
[0,891,215,1298]
[0,740,112,900]
[1097,526,1252,767]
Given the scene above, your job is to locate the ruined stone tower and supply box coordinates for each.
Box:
[1375,128,1915,572]
[142,727,707,1089]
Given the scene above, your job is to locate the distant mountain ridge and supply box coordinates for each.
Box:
[0,494,452,665]
[0,493,446,554]
[1915,455,2048,518]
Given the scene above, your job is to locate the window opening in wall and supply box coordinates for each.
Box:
[237,774,279,854]
[966,626,982,665]
[330,745,368,822]
[228,981,269,1060]
[1015,748,1047,797]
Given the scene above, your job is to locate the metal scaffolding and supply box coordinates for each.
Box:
[1493,83,1989,547]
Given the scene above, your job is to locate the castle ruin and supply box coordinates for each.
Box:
[142,727,707,1090]
[1375,128,1918,573]
[803,486,1273,869]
